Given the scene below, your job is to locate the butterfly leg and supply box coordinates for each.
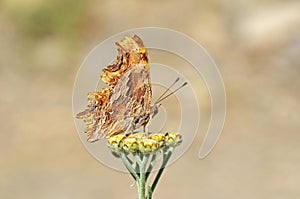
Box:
[125,118,134,134]
[143,124,150,137]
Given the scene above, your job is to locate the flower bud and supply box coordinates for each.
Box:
[139,139,159,154]
[107,134,127,156]
[164,132,182,147]
[122,137,139,153]
[149,133,165,147]
[107,134,127,149]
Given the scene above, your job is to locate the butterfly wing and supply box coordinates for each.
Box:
[76,35,152,142]
[100,62,152,138]
[76,88,112,142]
[101,35,148,88]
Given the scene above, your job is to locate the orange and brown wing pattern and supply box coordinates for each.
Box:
[101,62,152,138]
[76,35,152,142]
[99,35,152,138]
[101,35,148,88]
[76,88,112,142]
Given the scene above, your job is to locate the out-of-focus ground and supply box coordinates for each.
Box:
[1,0,300,198]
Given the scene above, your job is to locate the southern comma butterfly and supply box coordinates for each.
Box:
[76,35,160,142]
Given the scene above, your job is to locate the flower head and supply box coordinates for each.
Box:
[107,132,182,155]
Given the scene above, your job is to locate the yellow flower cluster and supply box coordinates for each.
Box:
[107,132,182,155]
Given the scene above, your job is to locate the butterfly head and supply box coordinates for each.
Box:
[151,103,161,118]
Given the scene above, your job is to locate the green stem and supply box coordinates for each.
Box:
[137,154,150,199]
[121,153,139,181]
[121,147,175,199]
[135,154,143,165]
[148,147,174,199]
[146,153,157,180]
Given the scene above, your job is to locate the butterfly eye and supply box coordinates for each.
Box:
[125,52,130,57]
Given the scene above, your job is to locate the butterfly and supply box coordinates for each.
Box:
[76,35,187,142]
[76,35,160,142]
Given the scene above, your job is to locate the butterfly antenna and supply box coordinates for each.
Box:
[156,82,188,104]
[155,77,180,104]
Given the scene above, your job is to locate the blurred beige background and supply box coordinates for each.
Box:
[1,0,300,198]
